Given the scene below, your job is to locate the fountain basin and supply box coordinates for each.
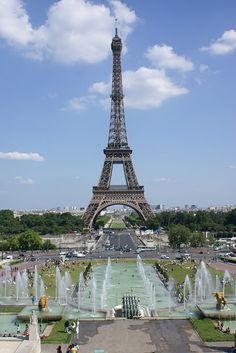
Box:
[197,302,236,320]
[17,304,65,322]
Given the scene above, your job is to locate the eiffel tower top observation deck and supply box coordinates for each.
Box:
[83,29,153,229]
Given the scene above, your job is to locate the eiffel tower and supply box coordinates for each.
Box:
[83,29,153,229]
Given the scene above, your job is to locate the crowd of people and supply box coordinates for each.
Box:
[0,323,29,338]
[215,320,231,334]
[57,343,80,353]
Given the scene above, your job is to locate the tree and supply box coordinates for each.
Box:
[189,232,206,247]
[125,212,144,227]
[18,230,43,250]
[94,215,111,229]
[42,239,56,251]
[0,209,23,234]
[7,236,20,251]
[168,225,191,249]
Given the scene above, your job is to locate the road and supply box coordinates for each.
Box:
[1,231,227,271]
[105,229,136,251]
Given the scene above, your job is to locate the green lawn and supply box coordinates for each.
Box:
[155,260,236,295]
[42,320,72,344]
[40,261,91,298]
[190,318,234,342]
[110,221,126,229]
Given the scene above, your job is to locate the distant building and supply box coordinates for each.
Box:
[156,204,165,211]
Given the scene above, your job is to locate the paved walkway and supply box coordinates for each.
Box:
[76,319,233,353]
[41,343,68,353]
[209,261,236,275]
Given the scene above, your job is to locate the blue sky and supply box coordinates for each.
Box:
[0,0,235,210]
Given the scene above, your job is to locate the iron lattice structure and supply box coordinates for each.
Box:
[83,30,153,229]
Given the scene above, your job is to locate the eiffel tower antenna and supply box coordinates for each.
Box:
[83,31,153,229]
[115,18,118,36]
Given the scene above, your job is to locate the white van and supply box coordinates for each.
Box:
[183,253,191,260]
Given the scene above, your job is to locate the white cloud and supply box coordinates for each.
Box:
[201,29,236,55]
[15,176,34,185]
[110,0,137,49]
[228,164,236,169]
[88,67,188,110]
[0,0,34,46]
[89,81,110,95]
[68,94,96,111]
[0,0,137,64]
[0,152,44,161]
[124,68,188,109]
[146,44,194,72]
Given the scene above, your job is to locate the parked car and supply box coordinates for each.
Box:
[76,252,86,258]
[160,254,169,259]
[183,253,191,260]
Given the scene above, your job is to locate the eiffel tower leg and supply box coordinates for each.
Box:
[83,199,100,229]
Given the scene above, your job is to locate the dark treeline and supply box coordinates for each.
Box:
[126,210,236,237]
[0,209,84,235]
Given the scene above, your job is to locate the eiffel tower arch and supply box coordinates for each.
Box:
[83,29,153,230]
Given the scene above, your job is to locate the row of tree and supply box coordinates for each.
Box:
[146,209,236,233]
[0,230,56,252]
[0,210,84,235]
[125,210,236,248]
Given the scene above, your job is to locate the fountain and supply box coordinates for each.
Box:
[167,278,174,314]
[194,261,213,302]
[223,270,233,296]
[101,257,111,308]
[215,274,221,292]
[183,275,192,311]
[195,263,236,319]
[33,265,38,302]
[92,275,97,314]
[4,264,11,298]
[39,276,45,298]
[137,255,156,309]
[2,258,236,321]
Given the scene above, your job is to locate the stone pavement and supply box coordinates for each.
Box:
[74,319,233,353]
[39,319,236,353]
[41,343,69,353]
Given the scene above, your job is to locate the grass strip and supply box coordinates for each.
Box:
[0,306,23,313]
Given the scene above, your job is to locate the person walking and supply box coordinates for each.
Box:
[57,345,63,353]
[70,344,78,353]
